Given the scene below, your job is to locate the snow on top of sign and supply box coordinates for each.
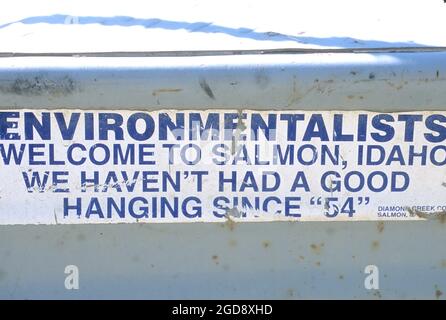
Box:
[0,0,445,53]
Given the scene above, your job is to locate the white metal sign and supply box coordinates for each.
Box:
[0,109,445,225]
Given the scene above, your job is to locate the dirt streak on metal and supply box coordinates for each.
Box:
[152,88,183,96]
[435,285,443,300]
[377,221,385,233]
[199,78,215,100]
[310,243,324,254]
[0,75,79,97]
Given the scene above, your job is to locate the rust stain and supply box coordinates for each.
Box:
[152,88,183,96]
[228,239,237,247]
[371,240,380,250]
[310,243,324,254]
[220,207,241,230]
[435,285,443,299]
[262,241,271,249]
[377,221,385,233]
[224,215,236,231]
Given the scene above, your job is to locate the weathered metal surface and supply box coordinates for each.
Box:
[0,53,445,111]
[0,52,444,298]
[1,220,446,299]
